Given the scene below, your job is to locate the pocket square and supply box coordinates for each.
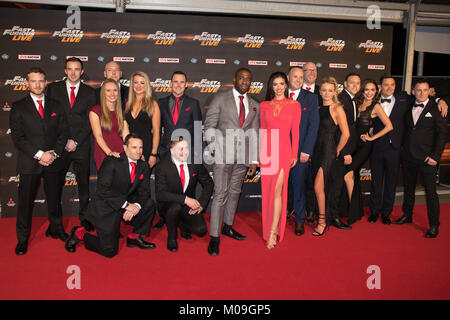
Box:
[303,108,307,110]
[425,112,432,117]
[253,107,257,111]
[51,113,56,117]
[139,174,144,180]
[192,173,197,177]
[185,107,191,111]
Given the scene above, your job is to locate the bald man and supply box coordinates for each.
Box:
[95,61,129,109]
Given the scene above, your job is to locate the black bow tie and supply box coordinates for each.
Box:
[414,103,424,108]
[381,98,391,103]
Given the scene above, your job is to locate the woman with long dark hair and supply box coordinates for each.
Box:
[260,71,301,249]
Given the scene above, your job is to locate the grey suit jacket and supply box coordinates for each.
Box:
[204,89,260,166]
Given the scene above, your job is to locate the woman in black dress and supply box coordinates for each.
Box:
[124,71,161,168]
[311,77,350,236]
[343,79,393,224]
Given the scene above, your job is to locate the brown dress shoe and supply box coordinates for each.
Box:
[295,222,304,236]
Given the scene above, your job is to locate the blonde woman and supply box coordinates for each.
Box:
[124,71,161,168]
[311,77,350,236]
[89,79,129,171]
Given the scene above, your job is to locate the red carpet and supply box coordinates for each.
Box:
[0,204,449,300]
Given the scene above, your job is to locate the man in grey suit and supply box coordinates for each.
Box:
[204,68,260,256]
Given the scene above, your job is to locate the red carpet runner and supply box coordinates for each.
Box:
[0,204,448,300]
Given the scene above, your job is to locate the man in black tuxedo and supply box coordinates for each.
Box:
[46,57,97,232]
[155,138,214,252]
[65,133,156,257]
[154,71,203,229]
[393,80,447,238]
[95,61,129,109]
[10,68,68,255]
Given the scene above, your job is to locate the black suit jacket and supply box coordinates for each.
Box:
[403,99,447,162]
[46,80,96,159]
[158,94,202,155]
[95,84,129,110]
[338,90,357,156]
[155,154,213,212]
[86,153,151,231]
[10,94,68,174]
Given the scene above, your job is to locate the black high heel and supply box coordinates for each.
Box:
[313,214,328,237]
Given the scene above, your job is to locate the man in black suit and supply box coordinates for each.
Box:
[65,133,156,257]
[393,80,447,238]
[327,72,361,230]
[155,138,214,252]
[95,61,129,109]
[154,71,203,229]
[10,68,68,255]
[46,57,97,232]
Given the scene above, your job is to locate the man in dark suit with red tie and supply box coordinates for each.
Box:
[155,138,214,252]
[46,57,97,232]
[65,133,156,257]
[394,80,447,238]
[10,68,68,255]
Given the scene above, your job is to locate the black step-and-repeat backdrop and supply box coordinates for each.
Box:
[0,8,392,217]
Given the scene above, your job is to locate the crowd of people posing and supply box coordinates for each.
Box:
[10,57,448,258]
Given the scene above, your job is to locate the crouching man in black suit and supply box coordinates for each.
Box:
[155,138,214,252]
[65,133,156,257]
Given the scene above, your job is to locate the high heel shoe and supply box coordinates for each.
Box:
[266,229,278,249]
[313,214,328,237]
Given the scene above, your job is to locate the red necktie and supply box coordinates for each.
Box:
[306,87,311,92]
[238,95,245,127]
[70,86,76,108]
[130,162,136,183]
[37,99,44,119]
[179,164,185,190]
[173,97,180,125]
[289,92,295,100]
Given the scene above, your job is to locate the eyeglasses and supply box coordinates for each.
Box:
[304,69,317,73]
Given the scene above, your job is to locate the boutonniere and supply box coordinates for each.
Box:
[185,107,191,111]
[253,107,257,112]
[139,174,144,180]
[51,113,57,117]
[192,173,197,177]
[303,108,307,111]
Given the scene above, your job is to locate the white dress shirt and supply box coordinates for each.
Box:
[232,87,249,118]
[66,80,80,100]
[31,93,46,160]
[380,95,395,117]
[172,156,190,193]
[122,158,141,209]
[289,88,301,101]
[302,83,315,93]
[412,99,429,125]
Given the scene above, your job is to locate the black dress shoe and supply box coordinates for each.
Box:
[381,215,391,225]
[180,231,192,240]
[425,226,439,238]
[167,239,178,252]
[331,218,352,230]
[153,217,165,229]
[65,226,81,253]
[15,242,28,255]
[81,220,95,232]
[368,214,378,223]
[126,236,156,249]
[222,224,246,240]
[392,215,412,224]
[295,222,304,236]
[208,237,220,256]
[305,212,315,226]
[286,209,294,221]
[45,226,69,242]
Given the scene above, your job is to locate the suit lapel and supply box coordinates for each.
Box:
[242,97,256,128]
[169,159,184,193]
[26,95,44,122]
[227,90,240,127]
[415,101,433,128]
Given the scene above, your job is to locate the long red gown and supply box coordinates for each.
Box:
[260,98,301,243]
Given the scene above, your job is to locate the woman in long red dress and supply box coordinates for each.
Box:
[89,79,129,171]
[260,72,301,249]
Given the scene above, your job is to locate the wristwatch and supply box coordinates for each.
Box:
[50,151,59,158]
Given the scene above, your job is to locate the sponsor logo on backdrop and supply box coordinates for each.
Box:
[34,199,45,204]
[319,38,345,52]
[151,78,172,93]
[248,82,264,94]
[147,31,176,45]
[4,76,27,91]
[3,26,35,41]
[192,79,221,93]
[68,198,80,203]
[279,36,305,50]
[338,83,344,93]
[237,34,264,48]
[52,28,84,42]
[3,102,12,111]
[248,60,268,66]
[368,64,386,70]
[7,198,16,207]
[205,59,226,64]
[64,172,77,186]
[329,63,348,69]
[359,40,384,53]
[360,168,372,181]
[113,57,135,62]
[101,29,131,44]
[9,175,19,183]
[18,54,41,60]
[193,32,221,46]
[120,79,130,87]
[158,58,179,63]
[290,61,306,67]
[66,55,88,61]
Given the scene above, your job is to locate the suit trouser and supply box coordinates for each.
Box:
[288,160,312,223]
[370,144,401,217]
[209,164,247,237]
[401,153,440,228]
[160,203,207,240]
[327,158,346,225]
[17,171,63,243]
[84,199,155,258]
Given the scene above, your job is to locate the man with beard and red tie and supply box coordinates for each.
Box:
[46,57,97,232]
[65,133,156,257]
[10,68,68,255]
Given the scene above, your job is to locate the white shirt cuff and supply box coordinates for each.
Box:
[34,150,44,160]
